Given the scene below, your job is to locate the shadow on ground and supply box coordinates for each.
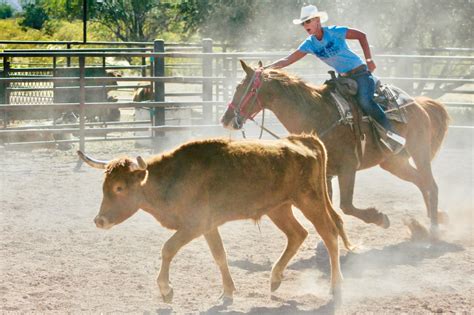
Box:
[227,239,464,279]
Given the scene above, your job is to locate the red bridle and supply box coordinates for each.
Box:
[227,70,263,127]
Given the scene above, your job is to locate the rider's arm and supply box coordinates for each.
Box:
[265,50,307,69]
[346,28,376,72]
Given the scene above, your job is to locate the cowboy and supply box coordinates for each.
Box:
[264,4,406,152]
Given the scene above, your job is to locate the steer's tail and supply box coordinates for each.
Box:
[288,133,353,251]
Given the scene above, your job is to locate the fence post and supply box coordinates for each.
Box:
[1,56,9,127]
[202,38,213,122]
[66,43,71,67]
[153,39,165,138]
[141,57,147,77]
[1,56,9,105]
[78,56,86,153]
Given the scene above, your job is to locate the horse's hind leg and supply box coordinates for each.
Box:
[294,192,343,297]
[380,149,442,228]
[267,203,308,292]
[411,151,440,228]
[204,228,236,303]
[338,169,390,228]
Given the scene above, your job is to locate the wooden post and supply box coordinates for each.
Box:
[1,56,9,127]
[66,43,71,67]
[141,57,147,77]
[78,56,86,152]
[1,56,9,105]
[202,38,213,122]
[153,39,165,138]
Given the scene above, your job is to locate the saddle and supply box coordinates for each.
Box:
[325,71,415,163]
[326,71,412,124]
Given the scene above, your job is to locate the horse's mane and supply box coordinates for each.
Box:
[264,69,330,108]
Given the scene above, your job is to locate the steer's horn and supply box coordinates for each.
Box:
[77,150,108,169]
[130,156,147,171]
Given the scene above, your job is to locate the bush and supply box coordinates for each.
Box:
[18,3,49,30]
[0,3,13,19]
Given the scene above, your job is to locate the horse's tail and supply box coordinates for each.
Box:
[289,133,353,251]
[415,96,450,159]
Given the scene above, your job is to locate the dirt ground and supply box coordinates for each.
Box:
[1,133,473,314]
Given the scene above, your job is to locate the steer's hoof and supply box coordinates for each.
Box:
[161,288,174,304]
[270,280,281,292]
[221,295,233,306]
[218,292,233,306]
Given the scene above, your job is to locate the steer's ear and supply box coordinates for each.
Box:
[240,60,254,76]
[129,156,147,172]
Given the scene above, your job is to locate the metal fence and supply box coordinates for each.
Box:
[0,40,472,150]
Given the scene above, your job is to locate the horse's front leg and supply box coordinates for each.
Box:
[338,169,390,228]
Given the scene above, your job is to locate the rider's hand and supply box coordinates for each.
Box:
[367,59,376,72]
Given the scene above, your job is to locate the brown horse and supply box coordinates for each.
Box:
[221,60,450,233]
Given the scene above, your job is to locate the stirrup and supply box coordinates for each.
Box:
[386,131,406,147]
[381,132,405,154]
[380,138,402,154]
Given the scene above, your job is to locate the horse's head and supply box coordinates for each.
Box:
[221,60,265,130]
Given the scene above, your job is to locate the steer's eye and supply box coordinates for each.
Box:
[115,186,124,193]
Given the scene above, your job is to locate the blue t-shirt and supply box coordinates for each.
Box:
[297,25,364,73]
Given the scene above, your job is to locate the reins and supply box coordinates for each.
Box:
[227,69,269,139]
[229,70,263,124]
[230,68,341,140]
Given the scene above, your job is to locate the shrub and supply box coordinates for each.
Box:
[0,3,13,19]
[18,3,49,30]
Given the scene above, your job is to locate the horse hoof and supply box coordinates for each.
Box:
[379,214,390,229]
[271,280,281,292]
[438,211,449,225]
[330,286,343,307]
[430,225,441,241]
[161,288,174,304]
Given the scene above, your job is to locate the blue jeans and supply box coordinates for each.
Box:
[350,69,393,131]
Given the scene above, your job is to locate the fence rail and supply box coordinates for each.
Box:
[0,40,472,150]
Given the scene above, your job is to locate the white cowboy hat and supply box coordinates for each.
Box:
[292,5,328,25]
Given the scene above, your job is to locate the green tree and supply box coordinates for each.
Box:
[95,0,162,42]
[0,3,13,19]
[44,0,178,42]
[19,1,49,30]
[332,0,474,50]
[175,0,473,50]
[175,0,307,49]
[43,0,98,21]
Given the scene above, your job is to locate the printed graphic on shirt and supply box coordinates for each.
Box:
[315,40,339,58]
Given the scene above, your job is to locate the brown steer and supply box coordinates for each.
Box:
[78,134,352,303]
